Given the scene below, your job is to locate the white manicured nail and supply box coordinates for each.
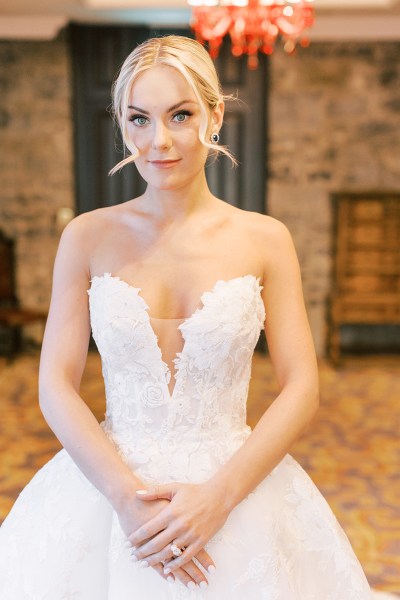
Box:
[208,565,216,573]
[187,581,196,590]
[139,560,149,568]
[167,575,174,583]
[199,581,208,589]
[123,540,131,548]
[136,489,147,495]
[130,555,138,562]
[164,567,171,575]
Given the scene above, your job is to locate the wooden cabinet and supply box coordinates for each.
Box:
[328,192,400,363]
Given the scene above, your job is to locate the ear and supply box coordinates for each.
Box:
[212,99,225,134]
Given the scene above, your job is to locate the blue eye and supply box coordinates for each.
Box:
[172,110,192,122]
[130,114,148,126]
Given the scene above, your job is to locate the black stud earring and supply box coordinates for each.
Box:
[210,132,220,144]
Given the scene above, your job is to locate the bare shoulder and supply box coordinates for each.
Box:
[227,205,293,248]
[243,210,290,238]
[55,206,122,279]
[218,204,298,280]
[60,205,121,252]
[62,205,119,239]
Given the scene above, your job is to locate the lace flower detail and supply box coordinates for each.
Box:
[140,383,165,408]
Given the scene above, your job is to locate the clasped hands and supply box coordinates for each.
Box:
[125,481,229,589]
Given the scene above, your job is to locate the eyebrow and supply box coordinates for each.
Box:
[127,100,197,114]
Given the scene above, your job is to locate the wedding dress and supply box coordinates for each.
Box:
[0,272,378,598]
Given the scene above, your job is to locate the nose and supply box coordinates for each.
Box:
[151,121,172,151]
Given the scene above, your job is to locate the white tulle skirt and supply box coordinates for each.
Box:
[0,444,380,599]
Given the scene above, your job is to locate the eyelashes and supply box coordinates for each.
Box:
[129,114,147,125]
[128,109,193,125]
[172,109,193,120]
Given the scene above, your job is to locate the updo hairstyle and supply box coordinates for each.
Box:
[109,35,236,174]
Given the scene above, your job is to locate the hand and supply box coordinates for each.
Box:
[128,481,229,574]
[117,494,211,590]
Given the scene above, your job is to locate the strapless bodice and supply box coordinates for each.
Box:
[87,273,265,483]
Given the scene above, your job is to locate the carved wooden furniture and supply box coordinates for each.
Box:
[0,230,47,358]
[328,192,400,363]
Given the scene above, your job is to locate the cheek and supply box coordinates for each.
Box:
[179,128,206,153]
[126,126,150,150]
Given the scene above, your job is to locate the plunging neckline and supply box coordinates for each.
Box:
[148,316,186,396]
[89,272,262,400]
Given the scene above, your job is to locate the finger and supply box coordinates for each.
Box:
[135,544,174,569]
[136,484,175,502]
[169,560,209,591]
[163,542,202,572]
[128,513,170,547]
[135,537,191,568]
[131,529,176,561]
[162,559,208,591]
[151,562,175,584]
[194,548,217,574]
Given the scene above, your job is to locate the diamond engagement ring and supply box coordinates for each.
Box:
[170,543,184,557]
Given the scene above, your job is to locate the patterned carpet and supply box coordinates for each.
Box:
[0,350,399,595]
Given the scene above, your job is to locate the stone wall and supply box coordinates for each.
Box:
[0,31,74,326]
[268,42,400,355]
[1,35,400,355]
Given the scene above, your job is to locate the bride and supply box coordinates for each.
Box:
[0,34,382,598]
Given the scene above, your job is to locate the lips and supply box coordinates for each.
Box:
[148,159,181,170]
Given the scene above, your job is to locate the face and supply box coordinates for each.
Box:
[126,65,217,191]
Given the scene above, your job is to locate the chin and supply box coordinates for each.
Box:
[139,169,198,191]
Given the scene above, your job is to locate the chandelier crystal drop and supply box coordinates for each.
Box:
[188,0,315,68]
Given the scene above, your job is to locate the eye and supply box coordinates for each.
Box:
[172,110,192,123]
[129,114,148,126]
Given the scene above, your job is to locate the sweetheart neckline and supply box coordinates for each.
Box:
[89,272,262,322]
[88,271,264,401]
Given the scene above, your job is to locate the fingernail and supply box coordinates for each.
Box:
[167,575,174,583]
[139,560,149,568]
[163,567,171,575]
[136,489,147,495]
[208,565,216,573]
[187,581,196,590]
[123,540,131,548]
[199,581,208,589]
[130,553,138,562]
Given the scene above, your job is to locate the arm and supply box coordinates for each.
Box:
[129,219,319,570]
[207,220,319,510]
[38,215,213,587]
[39,215,144,512]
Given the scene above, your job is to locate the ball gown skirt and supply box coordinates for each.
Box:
[0,274,381,599]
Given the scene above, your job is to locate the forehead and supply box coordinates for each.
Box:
[129,65,197,108]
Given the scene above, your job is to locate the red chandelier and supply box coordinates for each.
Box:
[188,0,315,68]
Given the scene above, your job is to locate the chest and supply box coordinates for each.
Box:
[91,217,263,318]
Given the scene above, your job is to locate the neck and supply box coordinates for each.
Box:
[140,169,215,223]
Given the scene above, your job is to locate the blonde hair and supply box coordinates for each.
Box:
[109,35,236,175]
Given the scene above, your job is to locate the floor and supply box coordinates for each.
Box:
[0,350,399,594]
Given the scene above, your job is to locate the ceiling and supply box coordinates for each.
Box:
[1,0,400,40]
[1,0,400,14]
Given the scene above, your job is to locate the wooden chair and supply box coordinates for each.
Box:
[0,230,47,358]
